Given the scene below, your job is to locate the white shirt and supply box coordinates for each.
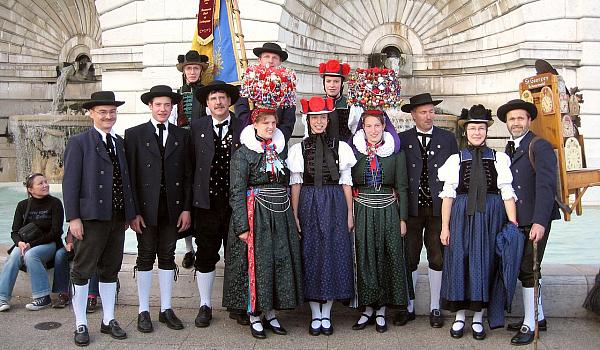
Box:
[416,126,433,147]
[211,114,232,139]
[94,125,118,151]
[510,130,530,150]
[150,118,169,146]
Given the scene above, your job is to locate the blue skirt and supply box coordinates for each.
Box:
[299,184,354,301]
[441,193,506,312]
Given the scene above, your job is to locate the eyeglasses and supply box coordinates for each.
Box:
[92,109,117,117]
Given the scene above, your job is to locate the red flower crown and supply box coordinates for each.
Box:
[300,96,334,115]
[319,60,351,78]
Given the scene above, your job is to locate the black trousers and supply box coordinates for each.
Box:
[405,206,444,272]
[136,195,178,271]
[518,222,552,288]
[71,212,125,285]
[194,199,231,273]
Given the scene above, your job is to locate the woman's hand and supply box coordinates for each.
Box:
[400,220,407,237]
[18,241,30,256]
[440,226,450,246]
[64,242,74,252]
[347,212,354,233]
[294,216,301,236]
[238,231,249,243]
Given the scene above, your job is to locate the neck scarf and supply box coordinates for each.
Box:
[256,134,285,179]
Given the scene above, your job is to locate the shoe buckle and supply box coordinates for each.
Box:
[432,309,441,316]
[520,325,531,333]
[76,325,86,333]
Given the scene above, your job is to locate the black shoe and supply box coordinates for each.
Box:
[262,317,287,335]
[352,313,374,330]
[321,317,333,336]
[511,325,535,346]
[73,325,90,347]
[100,319,127,340]
[250,320,266,339]
[137,311,153,333]
[194,305,212,328]
[450,320,465,339]
[159,308,184,330]
[471,322,486,340]
[229,311,250,325]
[429,309,444,328]
[507,318,547,331]
[393,309,415,326]
[309,318,321,335]
[375,315,388,333]
[86,296,97,314]
[182,251,195,269]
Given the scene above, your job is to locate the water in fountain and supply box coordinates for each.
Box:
[51,65,76,115]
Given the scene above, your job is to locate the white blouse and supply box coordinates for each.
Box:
[437,151,517,201]
[287,140,357,186]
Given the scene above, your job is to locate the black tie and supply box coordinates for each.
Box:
[106,134,115,156]
[216,120,228,139]
[417,132,431,148]
[506,140,515,158]
[157,123,166,151]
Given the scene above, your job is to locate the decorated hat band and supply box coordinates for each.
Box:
[319,60,351,78]
[301,96,335,115]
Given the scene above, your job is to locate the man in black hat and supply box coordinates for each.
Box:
[63,91,136,346]
[497,99,560,346]
[124,85,193,333]
[175,50,209,269]
[396,93,458,328]
[234,42,296,143]
[191,80,246,327]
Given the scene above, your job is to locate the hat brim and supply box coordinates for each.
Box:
[81,100,125,110]
[458,118,494,128]
[304,109,335,115]
[140,91,182,105]
[400,99,442,113]
[196,83,240,105]
[535,59,558,76]
[497,101,538,123]
[253,47,288,62]
[176,61,209,72]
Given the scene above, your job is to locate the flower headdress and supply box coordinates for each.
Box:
[241,64,297,122]
[319,60,351,79]
[347,67,402,110]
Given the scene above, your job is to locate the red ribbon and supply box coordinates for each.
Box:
[246,187,257,313]
[197,0,215,43]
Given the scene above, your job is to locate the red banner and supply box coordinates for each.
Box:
[197,0,215,45]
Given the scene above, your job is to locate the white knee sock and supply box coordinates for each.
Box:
[185,236,194,253]
[265,309,280,327]
[137,270,152,313]
[537,279,545,320]
[472,310,484,332]
[453,310,466,331]
[522,287,535,329]
[72,283,89,327]
[98,282,117,325]
[321,300,333,328]
[158,269,174,312]
[309,301,322,328]
[250,315,263,331]
[376,306,386,326]
[428,268,442,311]
[196,270,215,308]
[408,270,418,313]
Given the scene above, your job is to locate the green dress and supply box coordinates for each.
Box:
[222,143,303,313]
[351,142,412,308]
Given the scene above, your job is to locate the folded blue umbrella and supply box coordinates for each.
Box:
[488,222,525,329]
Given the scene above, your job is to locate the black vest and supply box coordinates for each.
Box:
[209,129,233,205]
[302,135,340,186]
[105,140,124,213]
[456,147,499,195]
[418,142,433,207]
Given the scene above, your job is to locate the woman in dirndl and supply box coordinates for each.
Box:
[438,105,517,340]
[222,109,303,339]
[350,110,412,333]
[288,96,357,336]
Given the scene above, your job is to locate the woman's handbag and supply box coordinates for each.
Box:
[17,198,43,243]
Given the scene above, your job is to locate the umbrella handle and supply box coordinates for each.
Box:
[533,241,539,350]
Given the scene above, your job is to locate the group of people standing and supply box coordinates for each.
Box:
[0,42,559,348]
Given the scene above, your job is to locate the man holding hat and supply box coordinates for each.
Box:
[63,91,136,346]
[191,80,246,327]
[235,42,296,143]
[124,85,193,333]
[397,93,458,327]
[497,99,560,346]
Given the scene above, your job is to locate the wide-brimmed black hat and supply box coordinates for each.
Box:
[81,91,125,110]
[177,50,209,72]
[141,85,182,105]
[400,93,443,113]
[252,42,288,62]
[496,99,538,123]
[458,104,494,127]
[535,59,558,76]
[195,80,240,105]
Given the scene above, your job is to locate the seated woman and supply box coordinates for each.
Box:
[350,110,411,333]
[438,105,517,340]
[222,109,303,339]
[289,96,357,336]
[0,173,64,311]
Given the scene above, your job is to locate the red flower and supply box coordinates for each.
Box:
[326,60,341,73]
[342,64,350,76]
[308,96,326,112]
[300,99,310,114]
[319,63,326,74]
[325,97,334,110]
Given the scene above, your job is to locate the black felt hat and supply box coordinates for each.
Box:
[400,93,442,113]
[252,42,288,62]
[458,104,494,127]
[195,80,240,105]
[177,50,209,72]
[141,85,182,105]
[81,91,125,110]
[535,59,559,75]
[496,99,538,123]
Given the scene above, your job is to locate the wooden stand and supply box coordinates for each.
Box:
[519,73,600,220]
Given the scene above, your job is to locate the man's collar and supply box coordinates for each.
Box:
[511,130,530,146]
[211,114,232,126]
[415,126,433,134]
[93,125,116,141]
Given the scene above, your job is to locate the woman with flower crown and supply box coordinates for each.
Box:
[222,67,303,340]
[288,96,357,336]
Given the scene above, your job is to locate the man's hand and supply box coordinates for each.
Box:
[130,215,146,234]
[177,211,191,233]
[238,231,249,243]
[529,223,546,243]
[69,219,84,240]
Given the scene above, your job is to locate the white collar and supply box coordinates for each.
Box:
[211,114,231,127]
[94,125,116,142]
[353,130,395,157]
[415,126,433,135]
[149,117,168,130]
[240,125,286,154]
[511,130,530,149]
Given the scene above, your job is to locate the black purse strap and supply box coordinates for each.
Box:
[22,197,32,225]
